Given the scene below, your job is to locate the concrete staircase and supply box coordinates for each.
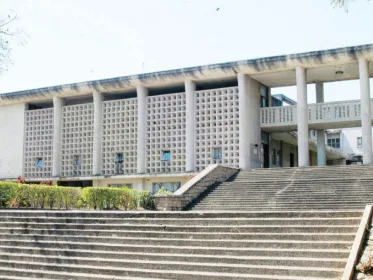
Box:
[190,165,373,211]
[0,210,363,279]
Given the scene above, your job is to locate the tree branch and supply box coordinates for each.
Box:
[0,14,18,29]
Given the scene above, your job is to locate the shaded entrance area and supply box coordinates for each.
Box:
[58,180,92,187]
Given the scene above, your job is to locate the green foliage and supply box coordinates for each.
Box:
[0,182,81,209]
[0,182,155,211]
[79,187,155,210]
[136,190,155,210]
[155,187,173,195]
[0,182,15,207]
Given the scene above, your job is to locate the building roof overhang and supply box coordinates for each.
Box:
[1,43,373,105]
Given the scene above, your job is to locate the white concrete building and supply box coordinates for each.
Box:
[0,44,372,191]
[323,127,373,164]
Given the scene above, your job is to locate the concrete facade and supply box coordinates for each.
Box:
[0,103,26,179]
[0,43,372,190]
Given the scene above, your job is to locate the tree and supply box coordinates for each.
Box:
[0,13,23,73]
[331,0,350,7]
[331,0,370,10]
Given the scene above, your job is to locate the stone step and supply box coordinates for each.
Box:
[212,188,373,192]
[209,185,373,190]
[199,196,373,201]
[202,194,372,197]
[0,210,361,218]
[204,187,372,190]
[0,228,357,241]
[0,267,160,280]
[0,244,349,259]
[192,205,365,209]
[0,266,339,280]
[191,206,365,211]
[0,259,343,279]
[195,202,370,207]
[0,217,361,226]
[0,252,347,269]
[0,235,353,249]
[0,223,359,232]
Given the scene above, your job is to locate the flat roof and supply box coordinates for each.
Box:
[1,43,373,105]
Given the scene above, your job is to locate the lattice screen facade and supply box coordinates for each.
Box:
[146,93,186,173]
[195,87,240,171]
[61,104,94,177]
[101,98,138,175]
[24,108,54,178]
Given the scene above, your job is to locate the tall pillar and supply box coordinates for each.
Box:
[296,66,309,167]
[92,91,103,175]
[52,96,64,177]
[267,87,272,107]
[185,79,196,172]
[359,58,372,164]
[267,88,273,167]
[137,85,148,173]
[316,82,326,166]
[238,73,261,170]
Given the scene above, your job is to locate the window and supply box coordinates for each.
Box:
[108,183,133,188]
[212,147,222,159]
[114,153,124,163]
[152,182,181,194]
[114,153,124,175]
[327,137,340,149]
[73,155,82,166]
[357,137,362,148]
[272,149,277,165]
[36,158,43,168]
[161,151,171,161]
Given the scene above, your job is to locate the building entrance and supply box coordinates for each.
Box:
[58,181,93,187]
[262,144,269,168]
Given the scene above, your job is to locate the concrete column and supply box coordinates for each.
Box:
[52,96,64,177]
[267,87,272,107]
[185,79,196,172]
[238,73,261,170]
[267,88,272,167]
[92,91,103,175]
[359,58,373,164]
[316,82,326,166]
[296,66,309,167]
[137,85,148,173]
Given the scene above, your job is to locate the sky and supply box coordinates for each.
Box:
[0,0,372,103]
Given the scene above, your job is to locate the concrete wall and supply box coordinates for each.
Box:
[339,127,364,156]
[282,142,298,168]
[269,138,282,168]
[270,138,324,167]
[0,103,26,179]
[310,151,317,166]
[92,175,191,193]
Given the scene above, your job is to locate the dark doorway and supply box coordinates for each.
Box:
[290,153,295,167]
[58,181,93,187]
[262,144,269,168]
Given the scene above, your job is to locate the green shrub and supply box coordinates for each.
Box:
[0,182,81,209]
[155,187,173,195]
[80,187,137,210]
[80,187,155,210]
[136,190,155,210]
[0,182,16,208]
[0,181,155,211]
